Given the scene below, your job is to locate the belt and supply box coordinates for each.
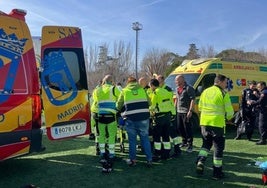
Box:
[99,114,115,117]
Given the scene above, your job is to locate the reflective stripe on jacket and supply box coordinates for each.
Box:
[96,84,119,115]
[150,87,176,115]
[117,83,150,121]
[199,85,234,128]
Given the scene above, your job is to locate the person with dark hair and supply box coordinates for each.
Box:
[149,78,176,161]
[196,74,234,180]
[175,75,195,153]
[235,80,259,140]
[116,76,152,167]
[157,74,181,157]
[157,75,172,92]
[249,81,267,145]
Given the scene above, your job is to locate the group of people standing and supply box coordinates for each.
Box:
[89,74,195,173]
[89,73,267,181]
[235,80,267,145]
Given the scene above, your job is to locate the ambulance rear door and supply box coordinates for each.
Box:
[40,26,90,140]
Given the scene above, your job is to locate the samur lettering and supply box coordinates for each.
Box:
[58,27,80,40]
[57,103,84,120]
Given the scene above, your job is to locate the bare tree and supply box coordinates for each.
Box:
[141,48,174,78]
[85,41,133,90]
[199,45,217,58]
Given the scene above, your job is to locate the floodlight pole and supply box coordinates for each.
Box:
[132,22,142,79]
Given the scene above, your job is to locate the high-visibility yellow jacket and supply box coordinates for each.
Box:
[96,83,121,115]
[199,85,234,128]
[116,82,150,121]
[150,87,176,115]
[90,86,99,113]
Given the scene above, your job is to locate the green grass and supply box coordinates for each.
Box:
[0,127,266,188]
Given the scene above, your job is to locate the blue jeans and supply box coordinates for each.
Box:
[125,119,152,162]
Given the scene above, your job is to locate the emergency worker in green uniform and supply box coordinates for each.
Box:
[95,75,121,173]
[149,79,176,160]
[196,74,234,180]
[157,75,181,157]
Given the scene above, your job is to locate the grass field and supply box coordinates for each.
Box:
[0,127,266,188]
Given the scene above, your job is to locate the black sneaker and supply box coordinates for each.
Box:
[196,161,204,175]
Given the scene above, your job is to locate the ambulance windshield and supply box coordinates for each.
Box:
[165,73,200,92]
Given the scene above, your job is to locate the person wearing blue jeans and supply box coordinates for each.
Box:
[125,119,152,165]
[116,76,152,167]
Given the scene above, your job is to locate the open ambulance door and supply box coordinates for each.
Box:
[40,26,90,140]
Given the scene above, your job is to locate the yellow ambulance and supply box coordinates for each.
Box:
[165,58,267,125]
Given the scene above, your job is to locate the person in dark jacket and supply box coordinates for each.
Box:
[235,81,259,140]
[249,81,267,145]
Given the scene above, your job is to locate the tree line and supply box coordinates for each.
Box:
[85,42,267,91]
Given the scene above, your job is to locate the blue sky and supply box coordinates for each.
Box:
[1,0,267,59]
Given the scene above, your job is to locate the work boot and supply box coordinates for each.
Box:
[212,166,225,180]
[170,144,181,158]
[256,140,266,145]
[102,161,112,173]
[186,145,193,153]
[196,161,204,175]
[161,149,170,160]
[152,149,161,161]
[101,157,113,173]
